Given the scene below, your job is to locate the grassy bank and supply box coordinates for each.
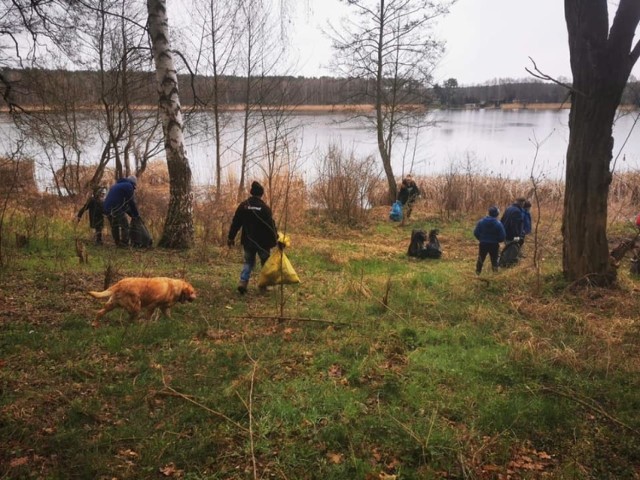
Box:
[1,203,639,479]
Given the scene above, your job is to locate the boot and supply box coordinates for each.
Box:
[237,280,248,294]
[475,259,483,275]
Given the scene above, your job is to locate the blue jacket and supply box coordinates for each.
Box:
[523,209,532,235]
[103,178,139,218]
[474,216,506,244]
[501,203,524,240]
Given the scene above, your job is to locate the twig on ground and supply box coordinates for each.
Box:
[534,385,639,436]
[157,368,249,433]
[227,315,353,327]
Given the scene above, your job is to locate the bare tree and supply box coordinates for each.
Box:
[329,0,453,202]
[562,0,640,285]
[147,0,194,248]
[189,0,240,201]
[92,0,162,185]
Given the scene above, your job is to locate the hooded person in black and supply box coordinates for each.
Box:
[227,181,278,294]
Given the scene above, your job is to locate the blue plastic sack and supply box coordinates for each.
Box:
[389,201,403,222]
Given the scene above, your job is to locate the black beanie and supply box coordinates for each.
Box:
[250,181,264,197]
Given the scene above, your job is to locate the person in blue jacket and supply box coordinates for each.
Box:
[103,175,139,247]
[500,197,526,241]
[474,206,506,274]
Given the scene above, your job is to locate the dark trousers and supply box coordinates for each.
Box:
[108,210,130,246]
[476,242,500,274]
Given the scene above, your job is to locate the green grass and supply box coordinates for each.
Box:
[1,213,639,479]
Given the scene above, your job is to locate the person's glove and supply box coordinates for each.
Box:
[227,238,234,247]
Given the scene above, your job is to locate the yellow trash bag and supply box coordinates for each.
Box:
[258,233,300,288]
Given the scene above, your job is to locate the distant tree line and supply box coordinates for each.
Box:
[5,68,639,110]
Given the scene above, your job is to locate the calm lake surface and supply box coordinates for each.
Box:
[5,109,640,188]
[185,108,640,185]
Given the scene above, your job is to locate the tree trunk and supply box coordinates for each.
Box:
[375,0,397,203]
[147,0,194,249]
[562,0,640,285]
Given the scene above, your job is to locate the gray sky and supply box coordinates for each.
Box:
[288,0,572,85]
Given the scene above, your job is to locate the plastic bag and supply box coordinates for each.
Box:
[257,233,300,287]
[389,201,403,222]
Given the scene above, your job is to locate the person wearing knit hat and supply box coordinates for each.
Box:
[249,180,264,197]
[473,206,506,275]
[227,180,278,294]
[103,175,140,247]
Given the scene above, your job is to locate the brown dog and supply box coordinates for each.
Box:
[88,277,196,325]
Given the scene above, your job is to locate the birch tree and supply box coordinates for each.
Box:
[147,0,194,248]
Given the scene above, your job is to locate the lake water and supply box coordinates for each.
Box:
[5,108,640,188]
[184,108,640,185]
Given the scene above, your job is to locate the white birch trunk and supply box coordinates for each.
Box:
[147,0,194,248]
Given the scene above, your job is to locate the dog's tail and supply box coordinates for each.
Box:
[88,289,112,299]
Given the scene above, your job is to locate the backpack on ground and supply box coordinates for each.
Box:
[389,201,403,222]
[499,239,520,268]
[130,216,153,248]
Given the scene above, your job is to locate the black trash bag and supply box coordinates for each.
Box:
[408,229,442,259]
[130,216,153,248]
[499,239,520,268]
[407,229,427,257]
[420,229,442,259]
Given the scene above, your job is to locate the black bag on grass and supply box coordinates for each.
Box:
[422,229,442,259]
[499,239,520,268]
[408,229,442,259]
[130,216,153,248]
[408,229,427,257]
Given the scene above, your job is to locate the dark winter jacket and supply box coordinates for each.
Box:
[103,178,139,218]
[228,195,277,250]
[474,216,506,244]
[500,203,524,240]
[77,197,104,229]
[398,182,420,205]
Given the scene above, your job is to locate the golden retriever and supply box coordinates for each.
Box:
[88,277,196,325]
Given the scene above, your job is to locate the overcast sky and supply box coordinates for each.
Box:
[287,0,572,85]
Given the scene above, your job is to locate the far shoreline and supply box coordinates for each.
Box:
[1,102,637,114]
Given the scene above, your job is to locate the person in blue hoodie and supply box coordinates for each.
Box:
[474,206,506,274]
[103,175,140,247]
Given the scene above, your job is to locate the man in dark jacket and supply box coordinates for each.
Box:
[500,197,526,241]
[228,181,278,294]
[76,187,106,245]
[103,176,140,247]
[474,206,506,274]
[397,175,420,221]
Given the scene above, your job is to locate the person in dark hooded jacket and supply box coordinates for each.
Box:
[500,197,526,241]
[474,206,506,274]
[76,187,106,245]
[228,181,278,294]
[103,176,139,247]
[397,175,420,221]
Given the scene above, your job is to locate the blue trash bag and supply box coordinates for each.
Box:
[389,201,403,222]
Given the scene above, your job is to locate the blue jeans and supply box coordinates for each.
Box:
[240,246,270,282]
